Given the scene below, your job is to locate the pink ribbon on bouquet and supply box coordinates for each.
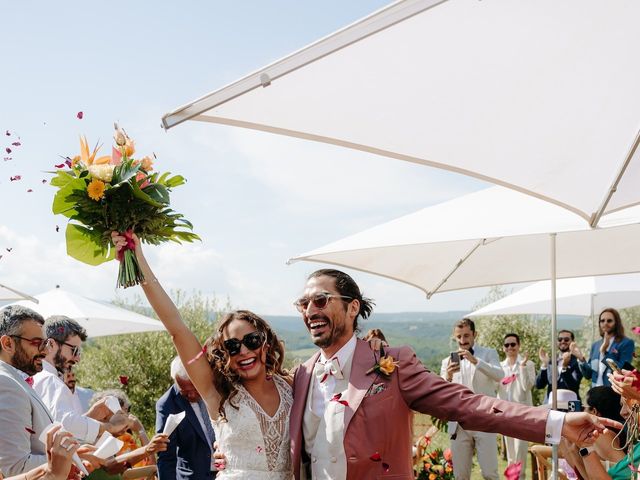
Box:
[501,374,517,385]
[116,230,136,262]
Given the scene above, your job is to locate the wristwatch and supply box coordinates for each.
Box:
[579,446,595,457]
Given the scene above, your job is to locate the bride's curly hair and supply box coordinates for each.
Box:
[205,310,287,419]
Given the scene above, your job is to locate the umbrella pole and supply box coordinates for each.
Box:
[550,233,559,479]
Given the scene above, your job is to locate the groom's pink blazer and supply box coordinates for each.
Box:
[290,339,549,479]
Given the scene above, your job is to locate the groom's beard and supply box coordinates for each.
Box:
[12,342,45,376]
[308,313,346,349]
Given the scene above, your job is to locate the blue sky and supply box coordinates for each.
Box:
[0,1,492,315]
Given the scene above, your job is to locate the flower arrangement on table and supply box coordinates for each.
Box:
[51,124,199,287]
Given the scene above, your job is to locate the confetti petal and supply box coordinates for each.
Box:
[6,248,12,252]
[55,225,59,232]
[9,175,21,181]
[5,130,10,136]
[330,393,349,407]
[501,374,517,385]
[370,452,382,462]
[42,179,47,184]
[6,148,11,154]
[188,346,207,365]
[505,461,522,480]
[119,375,129,386]
[27,189,33,193]
[25,427,35,435]
[54,163,65,169]
[382,462,390,472]
[77,111,84,119]
[65,159,72,168]
[3,157,11,161]
[632,326,640,335]
[11,141,21,147]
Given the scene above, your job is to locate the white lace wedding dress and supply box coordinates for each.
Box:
[212,374,293,479]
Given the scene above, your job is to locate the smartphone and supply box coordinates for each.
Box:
[450,351,460,364]
[605,358,622,374]
[567,400,582,412]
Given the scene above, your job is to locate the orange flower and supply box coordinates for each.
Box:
[79,136,110,166]
[140,155,154,172]
[87,178,105,201]
[378,355,399,375]
[429,474,437,480]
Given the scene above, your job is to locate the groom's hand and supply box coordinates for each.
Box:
[561,412,623,446]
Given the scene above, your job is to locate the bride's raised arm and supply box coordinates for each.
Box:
[111,232,221,417]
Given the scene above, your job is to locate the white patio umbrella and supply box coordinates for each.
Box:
[469,273,640,318]
[0,282,38,303]
[162,0,640,227]
[8,288,165,338]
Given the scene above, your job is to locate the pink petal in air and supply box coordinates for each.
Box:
[77,111,83,119]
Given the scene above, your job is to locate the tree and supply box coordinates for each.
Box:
[75,291,227,429]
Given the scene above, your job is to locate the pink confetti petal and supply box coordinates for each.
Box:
[54,163,65,169]
[65,159,72,168]
[632,326,640,335]
[370,452,382,462]
[11,141,21,147]
[3,157,11,161]
[5,130,10,136]
[504,461,522,480]
[501,374,517,385]
[330,393,349,407]
[77,111,83,119]
[5,147,11,154]
[27,189,33,193]
[6,248,12,252]
[188,346,207,365]
[42,179,47,184]
[55,225,59,232]
[9,176,20,181]
[25,427,35,435]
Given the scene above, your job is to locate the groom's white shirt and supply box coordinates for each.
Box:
[311,335,356,416]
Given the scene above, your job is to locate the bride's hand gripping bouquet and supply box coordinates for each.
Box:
[51,124,199,287]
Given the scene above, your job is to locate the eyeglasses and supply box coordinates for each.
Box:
[599,318,615,324]
[557,337,572,342]
[503,342,518,348]
[293,292,353,313]
[10,335,49,351]
[223,331,265,357]
[55,339,81,357]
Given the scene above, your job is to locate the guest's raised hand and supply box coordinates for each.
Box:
[144,433,169,455]
[561,412,623,447]
[45,425,78,479]
[538,347,549,365]
[520,353,529,367]
[609,370,640,402]
[561,351,572,367]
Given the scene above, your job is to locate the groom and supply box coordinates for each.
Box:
[289,269,620,480]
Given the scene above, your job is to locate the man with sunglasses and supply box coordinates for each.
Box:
[33,315,130,444]
[573,308,635,387]
[289,269,623,480]
[0,305,53,475]
[536,329,583,403]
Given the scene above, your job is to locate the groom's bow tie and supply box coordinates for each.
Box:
[314,357,343,383]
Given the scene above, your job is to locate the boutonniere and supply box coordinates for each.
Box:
[366,345,399,377]
[611,347,619,354]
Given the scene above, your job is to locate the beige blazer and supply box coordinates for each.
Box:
[290,339,549,480]
[0,360,53,475]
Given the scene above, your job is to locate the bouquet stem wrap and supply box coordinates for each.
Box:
[116,230,145,288]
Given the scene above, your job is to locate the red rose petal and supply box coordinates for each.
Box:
[54,163,65,169]
[505,461,523,480]
[370,452,382,462]
[382,462,390,472]
[6,148,11,154]
[25,427,35,434]
[119,375,129,386]
[5,130,9,136]
[11,141,21,147]
[27,189,33,193]
[65,159,72,168]
[77,111,83,119]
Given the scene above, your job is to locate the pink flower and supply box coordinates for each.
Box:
[443,448,452,462]
[504,461,522,480]
[136,171,150,189]
[632,326,640,335]
[501,374,517,385]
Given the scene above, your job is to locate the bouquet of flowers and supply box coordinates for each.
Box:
[51,124,199,288]
[415,447,454,480]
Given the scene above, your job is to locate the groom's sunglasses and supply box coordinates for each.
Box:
[223,331,265,357]
[293,292,353,313]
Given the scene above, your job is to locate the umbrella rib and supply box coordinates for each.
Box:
[161,0,449,130]
[426,238,490,299]
[0,283,39,303]
[590,127,640,228]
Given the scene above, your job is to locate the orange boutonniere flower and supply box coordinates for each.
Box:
[366,345,399,378]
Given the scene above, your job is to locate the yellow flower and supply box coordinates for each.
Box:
[79,136,110,166]
[88,164,115,183]
[87,178,105,201]
[140,155,154,172]
[378,355,399,375]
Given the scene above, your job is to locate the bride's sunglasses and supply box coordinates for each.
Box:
[223,331,265,357]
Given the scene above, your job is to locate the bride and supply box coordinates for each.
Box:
[112,232,293,479]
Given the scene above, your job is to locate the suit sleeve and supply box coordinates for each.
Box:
[560,360,582,392]
[535,366,549,390]
[614,338,635,367]
[0,376,47,476]
[396,346,548,443]
[474,349,504,383]
[156,397,177,480]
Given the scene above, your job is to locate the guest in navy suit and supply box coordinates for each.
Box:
[156,357,216,480]
[574,308,635,387]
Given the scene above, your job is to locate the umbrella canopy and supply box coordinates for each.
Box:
[162,0,640,226]
[0,282,38,303]
[288,187,640,297]
[8,288,165,338]
[468,273,640,318]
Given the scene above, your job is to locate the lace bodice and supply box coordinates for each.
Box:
[212,375,293,479]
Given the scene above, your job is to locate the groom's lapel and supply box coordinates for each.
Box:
[343,340,376,431]
[291,351,321,433]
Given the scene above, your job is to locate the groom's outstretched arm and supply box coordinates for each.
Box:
[394,345,548,443]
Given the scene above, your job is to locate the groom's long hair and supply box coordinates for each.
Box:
[206,310,287,419]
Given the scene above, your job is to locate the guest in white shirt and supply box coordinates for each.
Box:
[33,315,130,443]
[498,333,535,479]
